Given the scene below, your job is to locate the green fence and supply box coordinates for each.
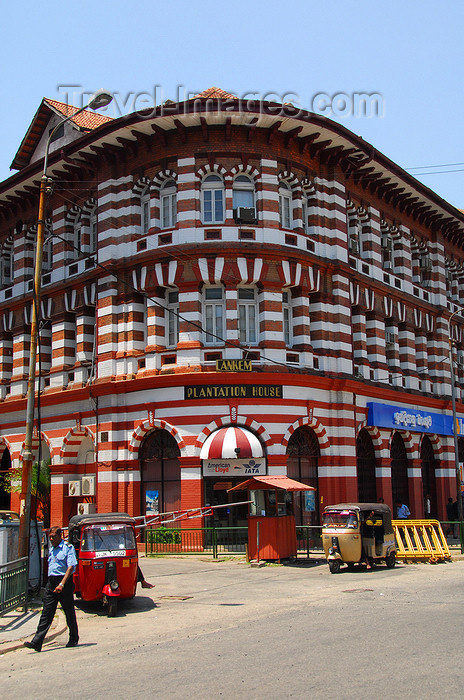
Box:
[146,521,463,559]
[145,524,324,558]
[0,557,28,615]
[145,526,248,558]
[296,526,324,555]
[440,520,464,553]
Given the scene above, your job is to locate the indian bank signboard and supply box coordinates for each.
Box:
[202,458,266,477]
[367,402,464,436]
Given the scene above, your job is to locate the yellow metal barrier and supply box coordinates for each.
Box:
[392,520,451,562]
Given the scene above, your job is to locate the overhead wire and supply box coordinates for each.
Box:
[48,179,311,370]
[406,161,464,171]
[43,208,292,370]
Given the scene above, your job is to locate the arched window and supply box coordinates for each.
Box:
[166,289,179,347]
[202,175,224,224]
[89,209,97,253]
[279,181,293,229]
[203,286,224,345]
[0,248,12,287]
[348,215,361,256]
[160,179,177,229]
[381,233,394,271]
[302,198,309,234]
[43,235,53,273]
[73,214,82,259]
[238,287,257,345]
[140,186,151,234]
[232,175,254,209]
[282,290,293,346]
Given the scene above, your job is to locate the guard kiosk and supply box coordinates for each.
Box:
[229,475,315,561]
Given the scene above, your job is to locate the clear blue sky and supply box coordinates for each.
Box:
[1,1,463,207]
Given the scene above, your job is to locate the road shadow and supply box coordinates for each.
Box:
[282,558,404,573]
[281,558,326,568]
[75,594,157,618]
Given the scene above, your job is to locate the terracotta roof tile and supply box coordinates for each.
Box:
[44,98,113,129]
[11,98,113,170]
[193,87,238,100]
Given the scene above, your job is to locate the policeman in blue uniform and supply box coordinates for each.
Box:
[24,526,79,651]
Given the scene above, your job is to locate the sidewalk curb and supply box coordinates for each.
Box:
[0,610,67,656]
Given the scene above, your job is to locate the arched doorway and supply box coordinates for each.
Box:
[458,436,464,465]
[390,432,409,510]
[0,447,12,509]
[286,426,320,525]
[357,428,377,502]
[201,426,264,528]
[140,430,181,518]
[420,435,438,518]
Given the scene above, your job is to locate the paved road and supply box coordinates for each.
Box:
[4,557,464,699]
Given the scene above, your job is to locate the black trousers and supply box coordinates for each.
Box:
[32,575,79,647]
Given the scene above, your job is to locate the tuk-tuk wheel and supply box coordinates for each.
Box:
[328,560,341,574]
[385,552,396,569]
[107,599,118,617]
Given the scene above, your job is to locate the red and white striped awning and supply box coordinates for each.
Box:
[200,427,263,460]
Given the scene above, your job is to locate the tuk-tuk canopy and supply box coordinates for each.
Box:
[324,503,392,515]
[228,475,315,492]
[68,512,136,534]
[324,503,393,534]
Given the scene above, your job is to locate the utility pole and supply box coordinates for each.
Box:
[18,89,113,559]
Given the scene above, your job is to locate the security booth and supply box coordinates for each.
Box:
[229,475,315,561]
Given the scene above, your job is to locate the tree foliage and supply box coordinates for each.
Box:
[1,459,51,525]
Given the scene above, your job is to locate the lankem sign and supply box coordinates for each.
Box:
[215,359,252,372]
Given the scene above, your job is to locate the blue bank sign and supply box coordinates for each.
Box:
[367,402,464,436]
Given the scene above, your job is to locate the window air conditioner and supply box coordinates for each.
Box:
[77,502,96,516]
[349,238,359,255]
[68,480,81,497]
[81,476,96,496]
[384,261,392,270]
[233,207,257,224]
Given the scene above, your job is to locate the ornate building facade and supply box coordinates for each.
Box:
[1,87,463,526]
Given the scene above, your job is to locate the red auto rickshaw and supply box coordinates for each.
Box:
[68,513,138,616]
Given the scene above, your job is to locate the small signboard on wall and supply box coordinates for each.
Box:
[202,458,266,477]
[145,490,159,515]
[304,490,316,512]
[216,359,252,372]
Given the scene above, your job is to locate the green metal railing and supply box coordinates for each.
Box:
[145,522,462,559]
[0,557,28,615]
[296,526,324,555]
[145,526,248,558]
[145,524,324,558]
[440,520,464,553]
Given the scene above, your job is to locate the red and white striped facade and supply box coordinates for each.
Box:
[1,87,464,525]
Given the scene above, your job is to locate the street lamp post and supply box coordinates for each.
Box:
[18,90,113,560]
[448,310,464,534]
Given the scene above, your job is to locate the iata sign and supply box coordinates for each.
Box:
[202,458,266,476]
